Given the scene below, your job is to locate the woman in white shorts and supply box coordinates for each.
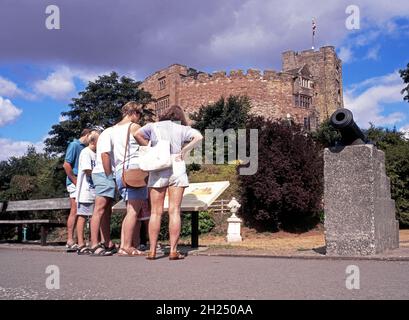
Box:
[136,105,203,260]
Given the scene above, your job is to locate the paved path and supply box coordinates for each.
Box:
[1,249,408,300]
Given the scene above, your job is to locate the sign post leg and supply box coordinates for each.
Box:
[191,212,199,248]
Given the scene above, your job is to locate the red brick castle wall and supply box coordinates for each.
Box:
[140,46,344,130]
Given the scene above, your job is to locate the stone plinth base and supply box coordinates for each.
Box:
[324,144,399,256]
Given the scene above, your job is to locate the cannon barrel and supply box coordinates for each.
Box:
[330,108,367,146]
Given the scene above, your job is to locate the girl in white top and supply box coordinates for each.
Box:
[75,130,100,254]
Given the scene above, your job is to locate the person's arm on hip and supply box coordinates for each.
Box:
[101,152,112,177]
[63,161,77,185]
[180,132,203,160]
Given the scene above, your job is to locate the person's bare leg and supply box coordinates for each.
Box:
[76,216,86,247]
[100,200,113,247]
[90,196,109,248]
[168,186,185,254]
[148,187,167,256]
[133,220,142,248]
[143,220,150,244]
[120,215,125,249]
[66,198,78,245]
[121,199,143,251]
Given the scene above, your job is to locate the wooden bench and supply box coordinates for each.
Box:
[0,198,69,246]
[0,181,230,248]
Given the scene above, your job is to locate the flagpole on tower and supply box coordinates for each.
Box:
[312,18,316,50]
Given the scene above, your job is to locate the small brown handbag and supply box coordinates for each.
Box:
[122,123,148,188]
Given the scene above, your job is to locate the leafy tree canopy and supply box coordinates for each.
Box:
[0,146,66,201]
[400,62,409,103]
[190,95,251,132]
[45,72,152,155]
[366,125,409,227]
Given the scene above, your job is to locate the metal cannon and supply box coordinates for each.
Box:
[329,108,367,146]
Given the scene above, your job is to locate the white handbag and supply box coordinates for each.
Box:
[139,124,172,172]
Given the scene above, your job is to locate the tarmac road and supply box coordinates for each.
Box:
[0,249,408,300]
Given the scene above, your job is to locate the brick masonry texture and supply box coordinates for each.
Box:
[140,46,344,129]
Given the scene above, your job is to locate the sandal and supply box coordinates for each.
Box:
[77,245,92,255]
[89,244,112,257]
[168,251,186,260]
[146,251,156,260]
[104,243,118,255]
[66,242,79,253]
[118,247,145,257]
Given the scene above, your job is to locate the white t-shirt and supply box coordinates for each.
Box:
[111,123,142,173]
[93,127,115,174]
[139,120,200,154]
[75,147,96,203]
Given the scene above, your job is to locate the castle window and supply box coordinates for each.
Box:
[294,94,312,108]
[158,77,167,90]
[155,96,169,116]
[303,117,311,131]
[294,95,299,106]
[300,77,310,88]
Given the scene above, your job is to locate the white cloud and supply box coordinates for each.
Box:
[33,66,76,100]
[0,76,24,97]
[0,96,23,127]
[338,47,353,63]
[365,45,381,61]
[33,66,109,100]
[344,71,406,128]
[0,138,45,161]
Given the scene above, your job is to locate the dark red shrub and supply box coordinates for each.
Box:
[239,116,323,231]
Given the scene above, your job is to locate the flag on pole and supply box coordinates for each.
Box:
[312,18,317,36]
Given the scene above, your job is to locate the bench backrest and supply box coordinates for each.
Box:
[0,198,71,213]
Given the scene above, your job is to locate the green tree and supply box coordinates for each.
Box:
[189,95,251,168]
[190,95,251,132]
[366,125,409,227]
[400,63,409,103]
[45,72,152,155]
[312,119,341,148]
[0,146,66,201]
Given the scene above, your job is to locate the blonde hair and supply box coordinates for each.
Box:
[122,101,143,117]
[88,130,100,144]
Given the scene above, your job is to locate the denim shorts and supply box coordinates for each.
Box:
[77,203,94,216]
[116,170,148,201]
[92,172,116,199]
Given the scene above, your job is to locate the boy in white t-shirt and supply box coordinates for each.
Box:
[75,130,100,255]
[89,126,117,256]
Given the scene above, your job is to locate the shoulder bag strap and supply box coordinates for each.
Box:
[122,123,133,187]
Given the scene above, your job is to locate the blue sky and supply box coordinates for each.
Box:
[0,0,408,160]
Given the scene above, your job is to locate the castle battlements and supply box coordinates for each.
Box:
[178,68,293,84]
[140,46,344,130]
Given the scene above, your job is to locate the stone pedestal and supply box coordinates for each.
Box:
[226,197,243,243]
[226,215,243,243]
[324,144,399,256]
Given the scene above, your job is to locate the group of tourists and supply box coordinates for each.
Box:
[63,102,203,260]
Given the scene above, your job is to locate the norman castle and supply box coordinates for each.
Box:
[141,46,344,130]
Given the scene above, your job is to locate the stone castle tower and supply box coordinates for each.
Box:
[140,46,344,130]
[282,46,344,120]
